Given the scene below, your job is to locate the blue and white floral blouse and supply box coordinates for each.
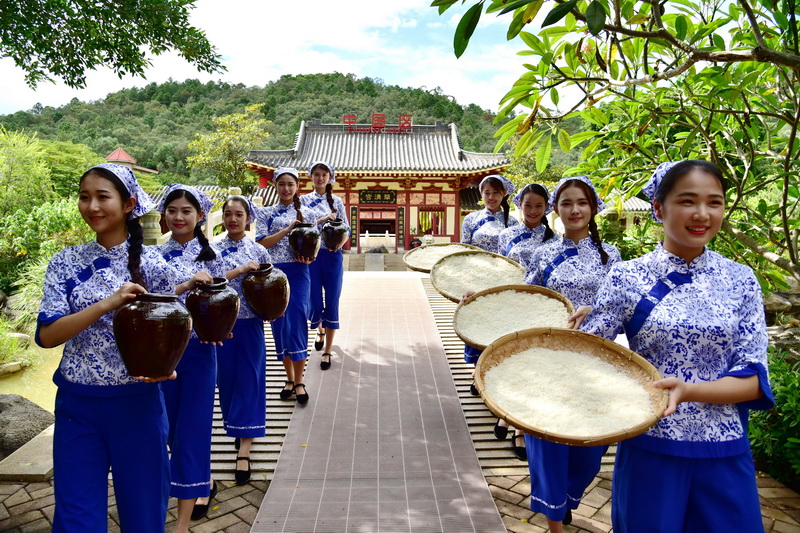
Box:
[215,236,271,320]
[256,202,315,264]
[526,236,620,307]
[461,208,518,253]
[37,241,179,386]
[581,244,773,458]
[300,191,350,235]
[497,223,550,267]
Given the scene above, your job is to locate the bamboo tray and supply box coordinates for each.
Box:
[402,242,481,273]
[454,285,574,350]
[429,251,526,303]
[475,328,668,446]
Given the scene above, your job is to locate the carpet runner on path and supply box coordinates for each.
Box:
[252,271,505,532]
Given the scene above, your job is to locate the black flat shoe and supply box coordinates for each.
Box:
[563,508,573,525]
[294,383,309,405]
[470,381,479,396]
[314,330,325,351]
[235,456,251,485]
[493,420,508,440]
[280,380,295,400]
[234,437,240,450]
[320,352,332,370]
[190,480,217,520]
[513,434,527,461]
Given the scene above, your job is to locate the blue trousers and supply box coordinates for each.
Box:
[52,373,169,532]
[525,435,607,521]
[161,337,216,499]
[216,318,267,438]
[612,443,764,532]
[271,262,310,361]
[308,248,343,330]
[464,345,482,364]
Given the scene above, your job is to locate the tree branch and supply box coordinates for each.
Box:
[722,220,800,277]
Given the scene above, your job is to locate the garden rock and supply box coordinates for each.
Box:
[0,395,54,460]
[768,326,800,364]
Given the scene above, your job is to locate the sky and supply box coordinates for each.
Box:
[0,1,532,116]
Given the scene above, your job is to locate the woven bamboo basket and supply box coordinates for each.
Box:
[429,251,526,303]
[475,328,668,446]
[454,285,575,350]
[402,242,481,273]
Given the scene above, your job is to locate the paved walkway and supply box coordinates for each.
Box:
[1,258,799,532]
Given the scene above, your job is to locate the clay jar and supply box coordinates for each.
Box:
[321,218,349,251]
[185,277,240,342]
[113,293,192,378]
[288,222,321,260]
[242,263,290,321]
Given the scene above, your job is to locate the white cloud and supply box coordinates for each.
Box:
[0,0,527,115]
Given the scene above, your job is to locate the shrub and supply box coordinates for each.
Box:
[0,316,32,366]
[750,349,800,490]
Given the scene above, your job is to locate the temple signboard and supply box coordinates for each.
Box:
[359,190,397,204]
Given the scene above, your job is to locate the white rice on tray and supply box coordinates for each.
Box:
[404,244,474,271]
[457,292,570,346]
[484,347,653,437]
[433,254,524,300]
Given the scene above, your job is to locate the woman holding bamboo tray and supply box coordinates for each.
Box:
[581,161,772,533]
[257,167,315,404]
[460,174,518,398]
[301,161,349,370]
[524,175,621,531]
[494,183,556,460]
[215,195,271,485]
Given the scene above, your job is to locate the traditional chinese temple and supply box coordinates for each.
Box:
[246,114,508,252]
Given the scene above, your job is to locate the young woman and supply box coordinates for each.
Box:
[256,167,315,404]
[524,175,621,532]
[156,184,223,527]
[494,183,556,460]
[215,195,271,485]
[36,163,203,532]
[581,161,772,532]
[301,161,350,370]
[461,175,518,414]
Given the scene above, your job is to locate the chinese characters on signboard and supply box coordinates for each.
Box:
[359,190,397,204]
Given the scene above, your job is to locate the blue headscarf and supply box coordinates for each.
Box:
[308,161,335,183]
[549,175,607,213]
[157,183,214,225]
[642,162,681,223]
[513,184,552,215]
[89,163,155,219]
[479,174,515,196]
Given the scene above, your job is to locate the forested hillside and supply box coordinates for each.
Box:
[0,73,505,180]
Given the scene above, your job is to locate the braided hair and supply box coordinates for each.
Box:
[518,184,555,242]
[480,176,511,228]
[556,179,609,265]
[80,167,147,289]
[163,188,217,262]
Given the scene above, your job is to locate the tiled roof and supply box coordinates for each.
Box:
[247,119,508,174]
[460,187,482,211]
[601,196,652,214]
[106,147,136,163]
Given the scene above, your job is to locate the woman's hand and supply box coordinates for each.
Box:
[105,282,146,311]
[568,306,591,330]
[297,255,315,264]
[200,332,233,346]
[240,260,260,276]
[176,270,214,295]
[134,371,178,383]
[459,290,476,304]
[653,377,689,417]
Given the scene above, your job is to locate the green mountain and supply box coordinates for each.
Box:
[0,73,506,181]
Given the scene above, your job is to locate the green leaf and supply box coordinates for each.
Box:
[758,199,768,217]
[675,15,688,40]
[626,13,649,25]
[541,0,580,28]
[585,0,607,36]
[508,11,527,40]
[558,128,571,152]
[535,135,552,172]
[454,2,484,58]
[569,131,598,144]
[499,0,539,15]
[551,87,560,106]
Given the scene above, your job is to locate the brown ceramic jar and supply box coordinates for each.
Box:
[113,293,192,378]
[321,218,349,251]
[242,263,290,321]
[185,277,240,342]
[288,222,321,260]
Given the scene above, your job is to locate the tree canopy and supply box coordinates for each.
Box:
[437,0,800,286]
[0,0,223,88]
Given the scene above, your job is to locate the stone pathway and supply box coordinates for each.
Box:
[1,258,799,532]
